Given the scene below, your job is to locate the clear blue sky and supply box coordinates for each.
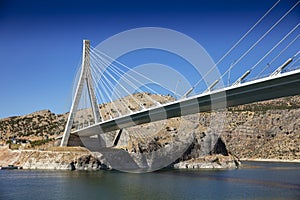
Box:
[0,0,299,118]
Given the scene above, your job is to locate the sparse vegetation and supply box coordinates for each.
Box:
[0,110,66,147]
[30,139,52,147]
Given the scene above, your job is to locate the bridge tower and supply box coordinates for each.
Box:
[60,40,101,146]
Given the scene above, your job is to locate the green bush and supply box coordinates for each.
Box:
[30,139,50,147]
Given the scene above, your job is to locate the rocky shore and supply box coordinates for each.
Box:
[0,144,240,171]
[239,158,300,163]
[174,154,240,169]
[0,146,108,170]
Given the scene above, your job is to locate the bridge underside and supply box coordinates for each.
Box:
[68,69,300,139]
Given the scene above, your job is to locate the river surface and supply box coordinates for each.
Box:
[0,161,299,200]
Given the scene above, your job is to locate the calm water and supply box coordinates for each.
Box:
[0,162,299,200]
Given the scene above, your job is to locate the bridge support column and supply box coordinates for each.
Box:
[60,40,101,146]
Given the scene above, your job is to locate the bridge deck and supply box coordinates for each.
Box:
[73,69,300,137]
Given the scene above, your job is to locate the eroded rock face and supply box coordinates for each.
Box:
[223,109,300,160]
[0,146,108,170]
[21,151,108,170]
[74,154,108,170]
[174,154,240,169]
[174,95,300,162]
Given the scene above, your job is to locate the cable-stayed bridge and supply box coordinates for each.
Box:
[60,41,300,146]
[60,0,300,147]
[70,66,300,139]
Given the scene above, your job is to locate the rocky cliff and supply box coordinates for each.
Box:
[0,146,107,170]
[111,94,300,165]
[223,109,300,160]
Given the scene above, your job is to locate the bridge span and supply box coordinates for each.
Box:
[73,68,300,137]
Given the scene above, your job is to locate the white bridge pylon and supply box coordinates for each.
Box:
[60,40,101,146]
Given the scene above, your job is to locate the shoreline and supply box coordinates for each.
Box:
[1,145,300,171]
[240,158,300,163]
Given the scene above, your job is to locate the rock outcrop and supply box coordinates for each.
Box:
[222,109,300,160]
[0,146,108,170]
[174,154,240,169]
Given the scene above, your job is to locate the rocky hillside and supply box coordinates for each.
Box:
[0,93,173,146]
[0,110,66,144]
[0,94,299,163]
[117,95,300,162]
[223,107,300,160]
